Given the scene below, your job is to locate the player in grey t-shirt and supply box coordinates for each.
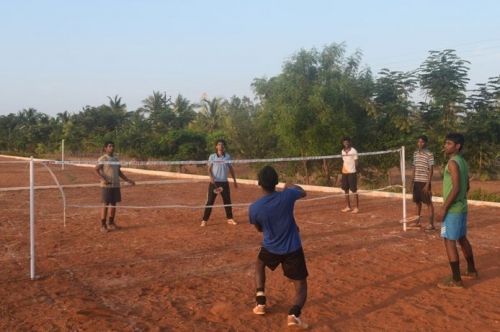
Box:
[200,139,238,227]
[95,141,135,232]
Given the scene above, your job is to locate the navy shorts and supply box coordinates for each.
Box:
[341,173,357,192]
[101,187,121,204]
[413,182,432,204]
[258,247,308,280]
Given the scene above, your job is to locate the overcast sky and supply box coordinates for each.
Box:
[1,0,499,116]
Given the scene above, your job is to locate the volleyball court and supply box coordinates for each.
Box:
[5,149,497,330]
[0,149,407,277]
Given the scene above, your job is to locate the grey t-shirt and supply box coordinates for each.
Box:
[97,154,120,188]
[208,153,232,182]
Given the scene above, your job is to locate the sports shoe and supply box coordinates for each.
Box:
[200,220,207,227]
[341,207,351,212]
[437,276,464,290]
[461,270,479,280]
[227,219,237,225]
[100,224,108,233]
[351,208,359,214]
[253,304,266,315]
[287,315,309,329]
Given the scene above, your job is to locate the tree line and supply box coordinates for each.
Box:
[0,43,498,178]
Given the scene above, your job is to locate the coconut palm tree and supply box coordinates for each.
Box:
[198,97,222,132]
[107,95,127,113]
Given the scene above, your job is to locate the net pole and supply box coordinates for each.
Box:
[61,139,65,170]
[401,146,407,232]
[29,156,36,279]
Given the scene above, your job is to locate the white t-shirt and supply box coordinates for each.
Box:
[208,153,232,182]
[341,147,358,174]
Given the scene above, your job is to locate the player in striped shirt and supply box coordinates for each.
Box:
[410,135,435,230]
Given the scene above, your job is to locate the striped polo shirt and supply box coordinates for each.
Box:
[413,149,434,182]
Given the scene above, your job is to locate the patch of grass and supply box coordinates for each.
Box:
[468,188,500,203]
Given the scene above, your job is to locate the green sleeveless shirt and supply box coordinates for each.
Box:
[443,154,468,213]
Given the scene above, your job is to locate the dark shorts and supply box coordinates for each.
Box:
[412,182,432,204]
[341,173,357,192]
[258,247,308,280]
[101,187,121,204]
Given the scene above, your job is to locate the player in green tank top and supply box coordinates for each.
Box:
[437,133,478,289]
[443,154,468,214]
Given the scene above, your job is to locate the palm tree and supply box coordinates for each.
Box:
[172,94,195,128]
[141,91,174,132]
[141,91,170,114]
[56,111,71,124]
[107,95,127,113]
[199,97,222,131]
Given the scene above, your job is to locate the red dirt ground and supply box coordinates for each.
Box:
[1,158,499,331]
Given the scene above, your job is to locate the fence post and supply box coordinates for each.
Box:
[30,156,36,279]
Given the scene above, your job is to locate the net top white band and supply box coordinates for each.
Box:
[44,148,401,166]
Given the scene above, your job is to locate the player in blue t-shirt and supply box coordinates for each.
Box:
[200,139,238,227]
[249,166,309,329]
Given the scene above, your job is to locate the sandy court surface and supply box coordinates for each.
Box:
[1,158,499,331]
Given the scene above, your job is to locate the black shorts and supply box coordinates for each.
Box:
[413,182,432,204]
[258,247,308,280]
[341,173,357,192]
[101,187,121,204]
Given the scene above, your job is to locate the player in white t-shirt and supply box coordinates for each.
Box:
[340,137,359,213]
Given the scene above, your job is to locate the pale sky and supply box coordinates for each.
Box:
[1,0,499,116]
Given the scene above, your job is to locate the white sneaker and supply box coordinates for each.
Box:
[287,315,309,329]
[351,208,359,214]
[341,207,351,212]
[227,219,237,225]
[253,304,266,315]
[200,220,207,227]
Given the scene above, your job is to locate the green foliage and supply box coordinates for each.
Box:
[192,97,223,132]
[373,69,417,134]
[463,75,500,176]
[468,188,500,202]
[419,50,470,140]
[253,43,372,158]
[0,108,54,153]
[164,129,206,160]
[220,96,263,157]
[0,45,497,185]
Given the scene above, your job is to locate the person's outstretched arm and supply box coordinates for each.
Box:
[119,170,135,185]
[285,183,306,198]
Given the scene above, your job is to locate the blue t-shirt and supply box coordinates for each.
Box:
[249,188,303,255]
[208,153,232,182]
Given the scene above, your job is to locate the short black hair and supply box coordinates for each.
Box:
[258,166,279,192]
[445,133,465,151]
[103,141,114,148]
[215,139,226,146]
[417,135,428,143]
[342,136,351,143]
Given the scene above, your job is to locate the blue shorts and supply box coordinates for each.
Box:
[441,212,467,240]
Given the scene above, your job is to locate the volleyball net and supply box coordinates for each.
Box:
[0,147,412,280]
